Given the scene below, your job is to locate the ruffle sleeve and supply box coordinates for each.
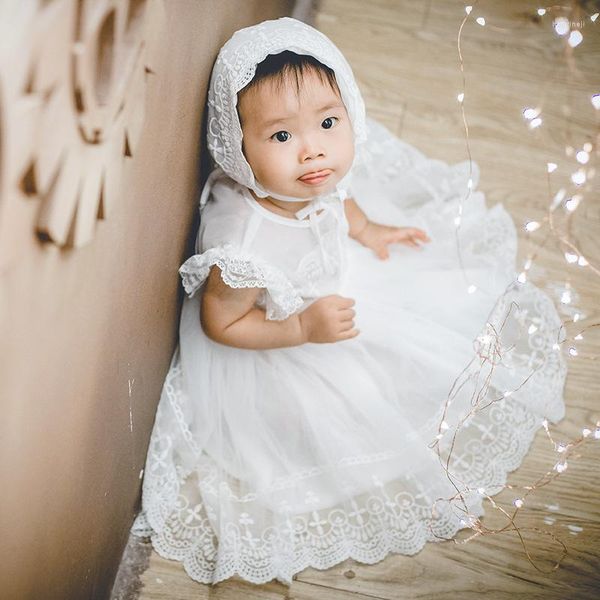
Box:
[178,242,304,321]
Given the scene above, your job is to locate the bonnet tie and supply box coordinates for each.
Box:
[294,190,347,274]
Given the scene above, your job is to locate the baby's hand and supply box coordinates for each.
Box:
[356,222,430,260]
[299,295,358,343]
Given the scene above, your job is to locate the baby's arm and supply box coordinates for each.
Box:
[201,265,358,349]
[344,197,430,259]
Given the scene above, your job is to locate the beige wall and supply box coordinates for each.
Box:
[0,1,293,598]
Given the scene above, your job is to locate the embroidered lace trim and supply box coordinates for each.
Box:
[178,243,304,321]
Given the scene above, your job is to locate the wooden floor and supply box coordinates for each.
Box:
[137,1,600,598]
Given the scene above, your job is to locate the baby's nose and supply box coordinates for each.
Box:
[300,138,325,162]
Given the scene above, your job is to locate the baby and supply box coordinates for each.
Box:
[201,50,430,349]
[134,17,566,588]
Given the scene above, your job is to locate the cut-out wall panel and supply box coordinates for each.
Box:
[0,0,163,269]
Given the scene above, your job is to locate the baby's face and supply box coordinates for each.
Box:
[237,69,355,199]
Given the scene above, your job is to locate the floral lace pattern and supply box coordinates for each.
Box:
[178,243,304,321]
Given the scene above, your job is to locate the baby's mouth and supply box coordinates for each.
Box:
[298,169,332,185]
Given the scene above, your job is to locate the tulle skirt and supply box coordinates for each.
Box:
[132,118,566,585]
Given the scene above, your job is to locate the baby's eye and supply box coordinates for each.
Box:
[321,116,339,129]
[271,130,291,142]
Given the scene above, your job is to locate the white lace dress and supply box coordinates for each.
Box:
[132,118,567,585]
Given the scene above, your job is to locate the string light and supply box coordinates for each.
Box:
[537,8,546,16]
[591,13,599,23]
[429,2,600,575]
[476,17,486,26]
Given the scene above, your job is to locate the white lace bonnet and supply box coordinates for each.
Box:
[200,16,367,206]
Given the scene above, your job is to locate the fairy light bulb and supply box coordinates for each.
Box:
[440,421,449,431]
[564,252,578,263]
[565,195,581,211]
[591,13,599,22]
[454,216,461,226]
[525,221,540,232]
[556,442,567,453]
[578,256,588,267]
[574,333,583,340]
[537,8,546,16]
[568,30,583,47]
[547,162,557,173]
[571,170,586,185]
[513,498,524,508]
[591,94,600,110]
[465,5,472,15]
[582,428,591,437]
[517,272,527,283]
[467,284,477,294]
[457,92,464,102]
[576,150,589,164]
[523,107,540,120]
[568,347,578,356]
[555,461,568,473]
[595,428,600,440]
[561,290,572,304]
[528,324,538,334]
[476,17,486,26]
[529,117,542,129]
[573,313,580,322]
[553,17,570,36]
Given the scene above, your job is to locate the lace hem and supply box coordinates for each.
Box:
[178,243,304,320]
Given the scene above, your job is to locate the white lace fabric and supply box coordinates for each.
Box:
[132,117,567,586]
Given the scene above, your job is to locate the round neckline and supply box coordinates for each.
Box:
[240,187,330,228]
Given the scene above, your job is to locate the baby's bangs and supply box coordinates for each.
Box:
[240,50,340,98]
